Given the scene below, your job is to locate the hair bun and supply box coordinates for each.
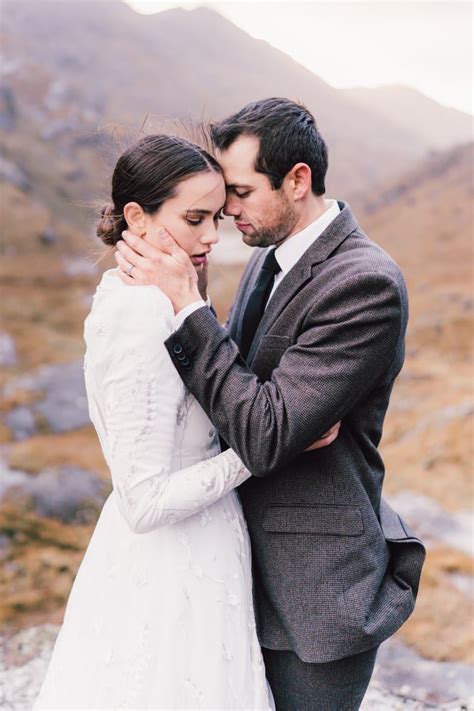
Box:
[96,204,120,245]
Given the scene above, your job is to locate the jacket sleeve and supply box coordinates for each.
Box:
[164,271,405,477]
[86,286,251,534]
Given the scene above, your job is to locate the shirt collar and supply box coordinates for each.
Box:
[274,199,340,275]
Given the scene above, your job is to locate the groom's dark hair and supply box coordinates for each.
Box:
[210,97,328,196]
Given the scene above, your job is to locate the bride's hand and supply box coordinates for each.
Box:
[115,226,201,313]
[305,421,341,451]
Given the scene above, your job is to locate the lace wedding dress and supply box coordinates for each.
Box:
[33,268,274,710]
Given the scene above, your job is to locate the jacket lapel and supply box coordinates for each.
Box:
[245,202,358,363]
[229,248,267,346]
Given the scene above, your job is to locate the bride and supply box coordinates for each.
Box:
[33,134,334,710]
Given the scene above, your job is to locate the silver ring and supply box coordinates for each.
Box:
[126,263,134,277]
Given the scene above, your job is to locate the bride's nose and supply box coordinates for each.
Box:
[201,224,220,246]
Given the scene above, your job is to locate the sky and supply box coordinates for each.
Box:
[125,0,473,115]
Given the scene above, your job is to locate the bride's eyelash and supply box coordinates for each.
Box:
[186,212,224,226]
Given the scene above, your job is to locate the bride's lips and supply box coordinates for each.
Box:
[190,252,210,266]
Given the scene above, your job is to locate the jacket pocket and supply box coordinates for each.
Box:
[379,498,426,598]
[262,504,364,536]
[340,501,426,641]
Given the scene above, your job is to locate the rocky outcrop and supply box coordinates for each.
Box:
[0,332,18,367]
[5,360,90,436]
[1,464,107,525]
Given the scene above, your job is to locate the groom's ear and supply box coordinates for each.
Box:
[123,202,147,235]
[286,163,312,202]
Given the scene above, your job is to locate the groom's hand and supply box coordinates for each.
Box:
[305,421,341,451]
[115,227,202,313]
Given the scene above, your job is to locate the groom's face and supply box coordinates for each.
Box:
[218,135,298,248]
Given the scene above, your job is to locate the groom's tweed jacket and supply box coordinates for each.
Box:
[165,202,425,663]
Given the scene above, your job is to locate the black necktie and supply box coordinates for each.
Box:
[240,248,282,360]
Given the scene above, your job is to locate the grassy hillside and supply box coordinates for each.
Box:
[361,143,474,662]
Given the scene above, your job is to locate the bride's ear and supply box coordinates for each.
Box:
[123,202,147,237]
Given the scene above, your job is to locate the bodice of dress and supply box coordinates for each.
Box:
[83,268,251,534]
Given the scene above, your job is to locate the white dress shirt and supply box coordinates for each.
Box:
[267,198,340,306]
[174,199,340,330]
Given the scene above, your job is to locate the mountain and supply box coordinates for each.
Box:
[1,0,470,235]
[344,85,473,151]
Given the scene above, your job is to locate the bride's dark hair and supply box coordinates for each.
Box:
[97,134,223,246]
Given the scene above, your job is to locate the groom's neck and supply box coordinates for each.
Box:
[285,195,329,241]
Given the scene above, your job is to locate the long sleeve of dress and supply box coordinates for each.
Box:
[84,281,251,534]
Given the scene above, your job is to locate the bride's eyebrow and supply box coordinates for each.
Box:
[185,206,225,217]
[185,208,211,215]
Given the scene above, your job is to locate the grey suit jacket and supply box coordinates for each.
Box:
[165,202,425,663]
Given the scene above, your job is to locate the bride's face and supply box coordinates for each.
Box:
[146,171,225,268]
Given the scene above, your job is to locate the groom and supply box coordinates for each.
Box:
[116,98,425,710]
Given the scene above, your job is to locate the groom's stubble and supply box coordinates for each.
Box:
[239,188,300,249]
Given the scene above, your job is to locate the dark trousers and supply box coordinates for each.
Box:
[262,645,378,711]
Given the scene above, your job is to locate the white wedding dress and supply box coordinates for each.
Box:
[33,268,274,710]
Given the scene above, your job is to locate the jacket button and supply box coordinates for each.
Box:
[173,344,183,354]
[181,357,190,366]
[177,352,187,361]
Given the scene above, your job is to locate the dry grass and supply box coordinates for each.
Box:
[0,270,94,372]
[7,426,109,479]
[368,165,474,513]
[381,366,473,512]
[0,389,43,413]
[0,422,14,444]
[364,151,474,662]
[0,502,92,632]
[398,545,474,663]
[0,183,105,378]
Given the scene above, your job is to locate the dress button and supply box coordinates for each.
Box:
[173,344,183,354]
